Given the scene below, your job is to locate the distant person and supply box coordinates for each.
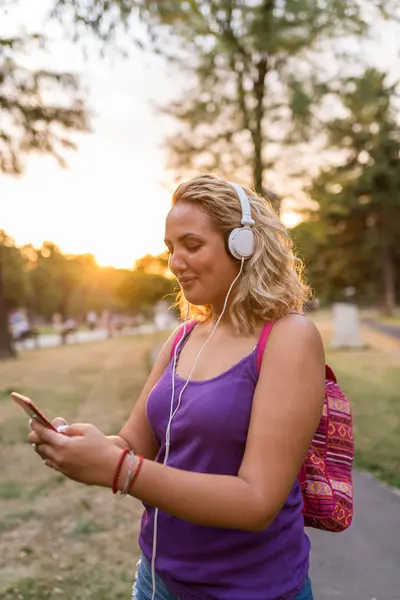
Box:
[29,174,326,600]
[87,311,98,331]
[52,313,63,332]
[9,308,39,348]
[60,318,77,345]
[9,309,29,341]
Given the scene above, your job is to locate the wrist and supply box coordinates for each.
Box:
[101,444,123,489]
[113,451,144,496]
[107,434,132,451]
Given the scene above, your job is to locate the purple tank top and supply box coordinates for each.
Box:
[139,329,310,600]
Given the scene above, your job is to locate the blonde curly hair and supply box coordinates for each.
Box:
[172,174,311,334]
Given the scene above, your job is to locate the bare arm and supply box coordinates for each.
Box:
[30,316,325,532]
[120,315,325,530]
[115,328,180,459]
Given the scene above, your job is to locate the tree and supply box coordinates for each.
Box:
[134,251,170,276]
[117,270,176,317]
[0,231,32,358]
[0,244,16,358]
[294,69,400,313]
[48,1,400,207]
[28,243,83,320]
[0,231,30,309]
[123,0,399,211]
[0,33,88,174]
[0,1,90,357]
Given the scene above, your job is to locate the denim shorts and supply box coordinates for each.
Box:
[132,554,314,600]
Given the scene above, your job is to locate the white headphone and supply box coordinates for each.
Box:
[226,182,255,260]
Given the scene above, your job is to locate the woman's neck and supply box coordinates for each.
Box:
[207,310,233,330]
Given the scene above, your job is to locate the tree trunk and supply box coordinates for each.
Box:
[252,57,267,199]
[251,53,281,215]
[380,247,396,317]
[0,249,16,359]
[252,1,281,215]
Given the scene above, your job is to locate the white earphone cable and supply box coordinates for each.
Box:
[150,259,245,600]
[150,303,189,599]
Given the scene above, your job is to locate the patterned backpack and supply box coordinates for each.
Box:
[258,322,354,532]
[171,320,354,533]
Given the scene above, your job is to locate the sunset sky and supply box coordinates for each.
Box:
[1,2,400,268]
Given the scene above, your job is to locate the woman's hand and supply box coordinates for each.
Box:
[29,417,68,461]
[29,417,132,459]
[27,420,120,488]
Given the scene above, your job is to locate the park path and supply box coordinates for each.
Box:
[16,323,158,351]
[307,312,400,599]
[309,469,400,600]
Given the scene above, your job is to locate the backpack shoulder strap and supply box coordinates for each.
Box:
[325,365,337,383]
[170,320,197,360]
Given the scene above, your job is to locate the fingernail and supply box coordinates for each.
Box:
[29,418,32,427]
[31,443,36,450]
[56,425,68,433]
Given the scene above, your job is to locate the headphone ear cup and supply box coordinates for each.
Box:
[228,227,255,260]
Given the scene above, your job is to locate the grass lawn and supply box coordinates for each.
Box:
[0,321,399,597]
[36,325,89,335]
[359,306,400,328]
[314,312,400,489]
[378,315,400,327]
[0,333,163,599]
[325,348,400,488]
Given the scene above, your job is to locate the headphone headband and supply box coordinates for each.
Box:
[227,181,255,227]
[224,180,256,260]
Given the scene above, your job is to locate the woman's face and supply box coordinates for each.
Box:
[165,202,240,311]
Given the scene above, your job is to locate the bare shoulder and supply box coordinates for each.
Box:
[155,323,185,363]
[259,313,325,374]
[269,313,323,352]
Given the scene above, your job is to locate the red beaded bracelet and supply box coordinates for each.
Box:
[128,455,144,493]
[112,447,129,494]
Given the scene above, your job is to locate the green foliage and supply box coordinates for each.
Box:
[52,0,137,44]
[0,34,88,175]
[134,251,169,275]
[0,232,176,327]
[0,231,29,309]
[121,1,400,206]
[117,269,176,316]
[293,68,400,311]
[28,243,79,319]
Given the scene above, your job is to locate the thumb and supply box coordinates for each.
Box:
[53,417,68,432]
[58,423,92,437]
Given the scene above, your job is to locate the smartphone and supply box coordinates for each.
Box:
[10,392,58,432]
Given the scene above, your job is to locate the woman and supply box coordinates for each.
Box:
[29,174,325,600]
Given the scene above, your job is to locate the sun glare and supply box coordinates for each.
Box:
[281,211,302,229]
[1,141,171,269]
